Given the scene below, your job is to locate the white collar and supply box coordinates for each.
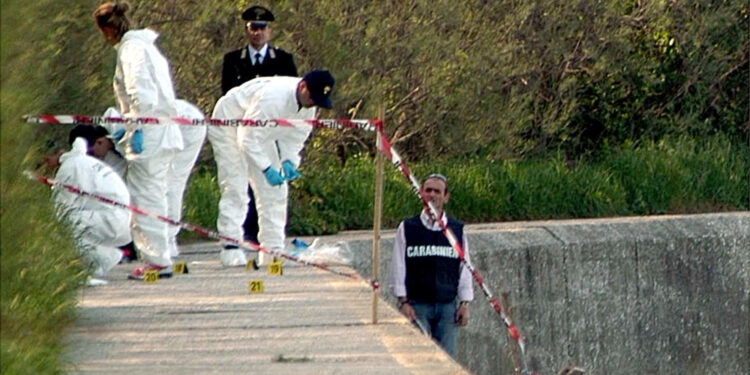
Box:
[419,209,447,231]
[248,44,269,58]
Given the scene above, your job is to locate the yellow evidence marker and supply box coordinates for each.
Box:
[269,259,283,276]
[173,261,188,274]
[248,279,264,293]
[144,270,159,283]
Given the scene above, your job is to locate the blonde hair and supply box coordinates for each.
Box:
[93,1,132,38]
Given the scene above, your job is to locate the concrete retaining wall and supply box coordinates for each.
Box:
[344,212,749,375]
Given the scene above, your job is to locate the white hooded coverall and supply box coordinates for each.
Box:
[167,99,206,257]
[234,76,316,265]
[112,28,183,267]
[54,138,132,276]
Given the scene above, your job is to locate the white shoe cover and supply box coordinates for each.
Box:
[256,251,274,266]
[87,278,109,287]
[220,249,248,267]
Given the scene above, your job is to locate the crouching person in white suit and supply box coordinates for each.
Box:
[54,138,132,284]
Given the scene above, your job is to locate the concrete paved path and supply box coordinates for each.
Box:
[66,242,470,375]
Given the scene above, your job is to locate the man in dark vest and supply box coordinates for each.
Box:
[217,5,298,245]
[389,173,474,358]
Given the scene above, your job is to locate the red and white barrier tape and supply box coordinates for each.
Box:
[375,126,529,359]
[26,113,534,370]
[23,170,363,281]
[23,114,381,132]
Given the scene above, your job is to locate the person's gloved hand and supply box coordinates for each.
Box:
[112,128,126,142]
[263,167,285,186]
[281,160,302,181]
[131,129,144,154]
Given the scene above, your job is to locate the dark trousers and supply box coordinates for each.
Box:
[243,184,259,243]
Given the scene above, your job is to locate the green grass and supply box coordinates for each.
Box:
[180,134,748,237]
[2,1,90,373]
[1,68,88,375]
[179,164,221,241]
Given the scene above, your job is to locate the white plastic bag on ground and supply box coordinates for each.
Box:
[288,238,353,266]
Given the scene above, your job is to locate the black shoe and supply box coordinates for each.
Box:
[119,242,138,263]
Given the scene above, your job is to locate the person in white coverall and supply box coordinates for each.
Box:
[167,100,206,258]
[54,138,132,282]
[65,124,137,262]
[212,70,335,266]
[95,1,185,279]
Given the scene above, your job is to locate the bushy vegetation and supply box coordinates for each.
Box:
[1,0,747,372]
[17,0,747,161]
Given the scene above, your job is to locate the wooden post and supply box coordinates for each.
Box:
[372,105,385,324]
[500,291,522,375]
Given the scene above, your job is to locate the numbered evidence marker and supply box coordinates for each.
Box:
[248,279,264,293]
[144,270,159,283]
[173,261,188,274]
[246,259,260,271]
[269,260,283,276]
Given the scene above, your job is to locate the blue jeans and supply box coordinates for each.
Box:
[411,301,458,357]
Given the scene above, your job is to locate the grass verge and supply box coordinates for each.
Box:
[180,134,749,237]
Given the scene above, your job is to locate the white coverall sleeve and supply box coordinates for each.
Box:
[389,222,408,298]
[243,95,315,169]
[457,235,474,301]
[277,116,314,167]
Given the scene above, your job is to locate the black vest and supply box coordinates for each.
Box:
[403,215,464,303]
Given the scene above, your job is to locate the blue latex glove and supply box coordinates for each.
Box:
[290,238,310,257]
[291,238,309,248]
[112,128,126,141]
[131,129,144,154]
[263,167,285,186]
[281,160,302,181]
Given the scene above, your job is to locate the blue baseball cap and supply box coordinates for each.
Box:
[302,70,335,109]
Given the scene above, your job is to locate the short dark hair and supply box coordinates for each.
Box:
[68,125,108,146]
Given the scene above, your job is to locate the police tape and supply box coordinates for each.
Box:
[376,129,533,369]
[23,170,364,282]
[29,112,536,371]
[23,114,382,132]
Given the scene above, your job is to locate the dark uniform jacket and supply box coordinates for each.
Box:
[403,215,464,303]
[221,45,298,94]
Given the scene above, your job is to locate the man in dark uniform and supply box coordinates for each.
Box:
[389,173,474,358]
[221,5,298,94]
[219,5,298,244]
